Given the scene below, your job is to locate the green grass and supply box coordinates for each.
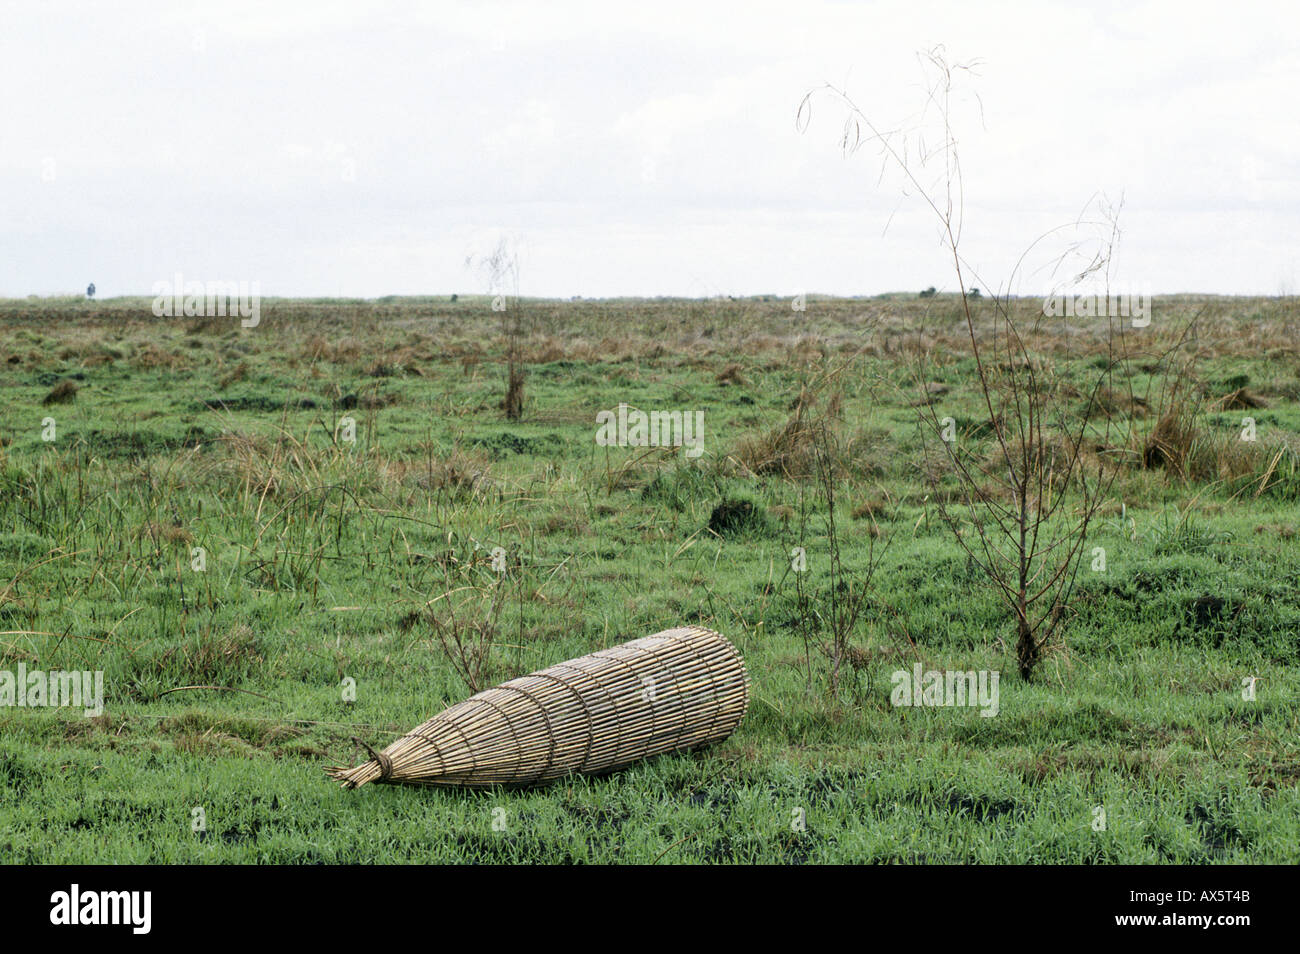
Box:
[1,293,1298,863]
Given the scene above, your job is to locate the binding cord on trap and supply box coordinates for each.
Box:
[331,737,394,789]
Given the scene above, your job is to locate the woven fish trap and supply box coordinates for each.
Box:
[329,625,748,789]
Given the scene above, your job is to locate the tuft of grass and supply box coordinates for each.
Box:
[715,363,746,386]
[42,380,78,404]
[733,407,821,478]
[707,497,771,537]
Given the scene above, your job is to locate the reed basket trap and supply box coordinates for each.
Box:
[329,626,749,789]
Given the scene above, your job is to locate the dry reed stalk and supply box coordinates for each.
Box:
[328,626,749,789]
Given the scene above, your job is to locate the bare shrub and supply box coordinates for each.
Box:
[802,50,1121,680]
[787,411,888,696]
[467,236,528,421]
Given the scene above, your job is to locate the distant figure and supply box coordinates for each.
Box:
[86,282,96,299]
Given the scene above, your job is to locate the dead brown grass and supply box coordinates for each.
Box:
[715,363,746,386]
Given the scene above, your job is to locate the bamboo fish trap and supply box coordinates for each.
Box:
[329,626,748,789]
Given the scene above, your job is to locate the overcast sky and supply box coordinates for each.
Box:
[2,0,1296,299]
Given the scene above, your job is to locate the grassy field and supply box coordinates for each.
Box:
[1,293,1298,863]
